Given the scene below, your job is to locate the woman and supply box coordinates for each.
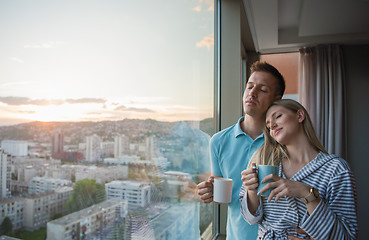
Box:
[239,99,358,239]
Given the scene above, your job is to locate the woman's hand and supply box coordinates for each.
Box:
[241,163,259,193]
[259,174,310,202]
[288,228,314,240]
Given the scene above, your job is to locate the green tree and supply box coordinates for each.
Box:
[71,173,76,183]
[0,216,13,235]
[66,179,106,212]
[51,213,63,220]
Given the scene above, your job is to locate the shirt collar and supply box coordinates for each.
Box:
[234,116,245,137]
[234,116,264,140]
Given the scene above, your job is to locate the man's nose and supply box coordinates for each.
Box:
[248,88,257,98]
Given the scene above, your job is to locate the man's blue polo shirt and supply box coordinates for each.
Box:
[210,116,264,240]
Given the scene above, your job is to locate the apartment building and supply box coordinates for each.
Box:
[85,134,101,162]
[0,198,24,230]
[23,187,73,230]
[0,140,28,157]
[28,177,72,195]
[105,180,151,208]
[0,150,11,199]
[75,166,128,184]
[47,199,127,240]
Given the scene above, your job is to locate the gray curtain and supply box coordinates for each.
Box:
[298,45,346,159]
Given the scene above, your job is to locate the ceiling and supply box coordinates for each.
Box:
[242,0,369,54]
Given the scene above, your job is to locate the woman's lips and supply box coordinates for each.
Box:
[274,128,282,136]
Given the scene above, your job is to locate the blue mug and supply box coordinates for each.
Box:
[257,165,279,197]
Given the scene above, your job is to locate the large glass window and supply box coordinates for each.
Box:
[260,53,299,100]
[0,1,215,239]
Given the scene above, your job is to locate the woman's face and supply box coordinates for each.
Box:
[265,105,303,145]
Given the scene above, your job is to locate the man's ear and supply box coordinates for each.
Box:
[274,95,282,100]
[297,109,305,123]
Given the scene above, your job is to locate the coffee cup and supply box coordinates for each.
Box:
[257,165,279,197]
[213,178,233,204]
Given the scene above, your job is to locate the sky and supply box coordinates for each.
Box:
[0,0,214,126]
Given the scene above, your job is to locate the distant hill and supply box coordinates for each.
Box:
[0,118,215,145]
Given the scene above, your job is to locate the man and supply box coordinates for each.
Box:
[197,61,285,239]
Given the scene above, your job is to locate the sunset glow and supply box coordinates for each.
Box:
[0,0,214,126]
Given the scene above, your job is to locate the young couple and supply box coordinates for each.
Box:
[197,61,358,239]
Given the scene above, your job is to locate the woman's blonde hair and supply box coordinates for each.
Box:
[249,99,328,167]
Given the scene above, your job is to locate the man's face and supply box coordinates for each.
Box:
[243,71,281,117]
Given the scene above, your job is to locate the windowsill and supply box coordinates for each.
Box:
[215,234,226,240]
[201,222,213,240]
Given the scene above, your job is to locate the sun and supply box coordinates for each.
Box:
[20,104,88,122]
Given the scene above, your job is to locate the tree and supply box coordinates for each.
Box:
[65,179,106,212]
[52,213,63,220]
[0,216,13,235]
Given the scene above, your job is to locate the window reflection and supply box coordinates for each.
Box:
[0,0,214,239]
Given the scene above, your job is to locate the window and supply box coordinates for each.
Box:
[260,53,299,100]
[0,0,215,239]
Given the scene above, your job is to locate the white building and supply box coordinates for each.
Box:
[47,199,127,240]
[100,141,114,158]
[163,171,191,200]
[153,157,169,171]
[105,180,151,208]
[23,187,73,230]
[28,177,71,195]
[11,157,62,182]
[44,165,73,180]
[145,136,156,161]
[75,166,128,184]
[104,155,140,165]
[85,134,101,162]
[0,150,11,199]
[0,197,24,230]
[114,135,129,158]
[1,140,28,157]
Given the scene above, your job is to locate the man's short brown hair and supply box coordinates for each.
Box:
[249,61,285,97]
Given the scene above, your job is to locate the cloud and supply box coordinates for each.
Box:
[114,105,154,113]
[127,107,154,113]
[18,110,36,114]
[66,98,106,104]
[0,96,32,105]
[10,57,24,63]
[204,0,214,11]
[193,5,201,12]
[0,96,106,106]
[114,105,127,111]
[0,96,64,106]
[24,41,65,49]
[28,99,64,106]
[1,81,39,87]
[196,33,214,50]
[194,0,213,12]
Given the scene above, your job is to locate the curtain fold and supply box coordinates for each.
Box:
[298,45,346,159]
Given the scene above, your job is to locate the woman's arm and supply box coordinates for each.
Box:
[239,185,263,225]
[300,170,358,240]
[239,163,263,224]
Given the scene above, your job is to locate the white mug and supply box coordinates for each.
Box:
[213,178,233,204]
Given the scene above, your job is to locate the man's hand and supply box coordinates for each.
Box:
[288,228,314,240]
[197,176,214,204]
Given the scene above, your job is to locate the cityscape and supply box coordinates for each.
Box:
[0,118,215,239]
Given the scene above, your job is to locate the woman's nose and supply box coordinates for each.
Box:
[270,121,277,130]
